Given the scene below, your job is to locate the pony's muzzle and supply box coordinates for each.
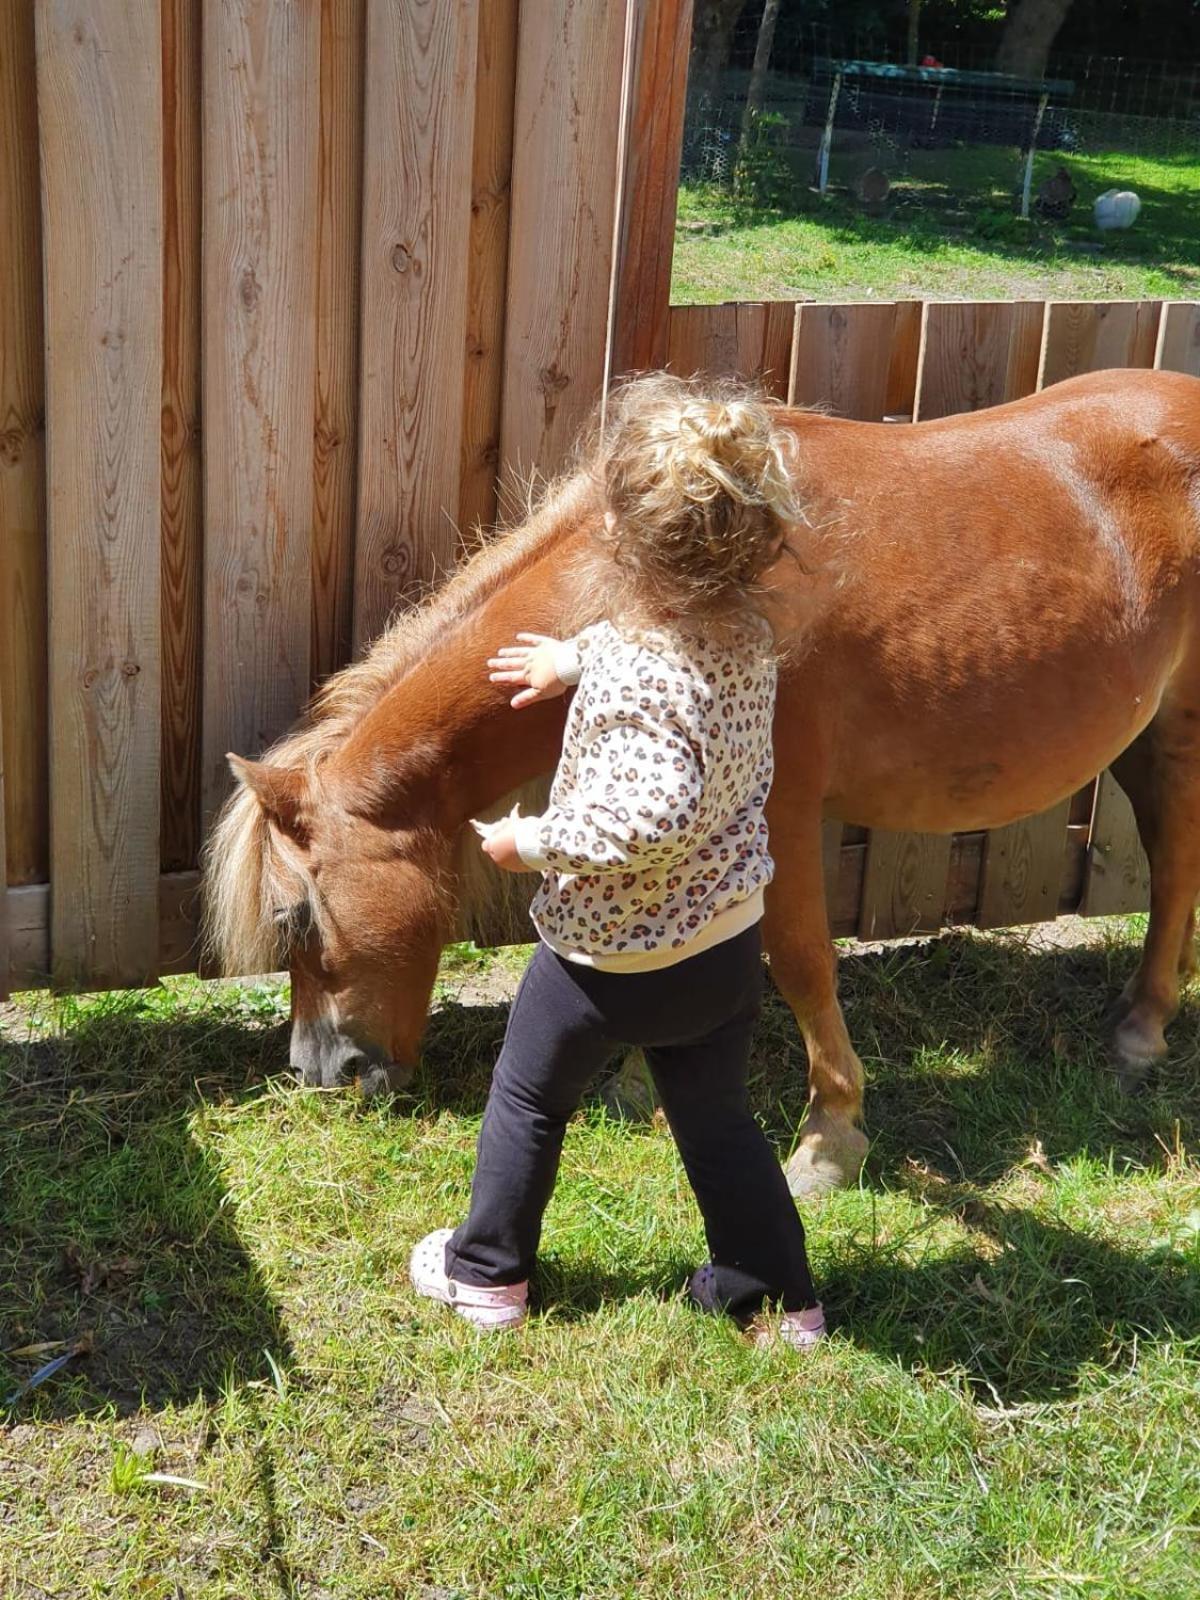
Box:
[290,1012,407,1096]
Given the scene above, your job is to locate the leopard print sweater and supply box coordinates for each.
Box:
[512,620,776,971]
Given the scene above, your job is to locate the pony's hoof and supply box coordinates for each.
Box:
[785,1119,869,1199]
[1111,1012,1166,1092]
[597,1049,658,1123]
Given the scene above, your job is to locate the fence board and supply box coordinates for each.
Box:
[915,301,1044,420]
[610,0,694,377]
[202,0,318,820]
[459,0,518,542]
[1080,773,1150,918]
[790,301,897,418]
[0,0,47,888]
[885,299,922,418]
[665,300,794,389]
[500,0,628,482]
[1040,300,1161,388]
[354,0,478,647]
[161,0,202,872]
[38,0,163,984]
[859,830,952,939]
[1156,302,1200,378]
[312,0,365,684]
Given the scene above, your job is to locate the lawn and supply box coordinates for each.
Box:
[2,923,1199,1598]
[672,147,1200,305]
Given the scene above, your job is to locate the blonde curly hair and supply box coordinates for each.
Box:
[585,373,802,640]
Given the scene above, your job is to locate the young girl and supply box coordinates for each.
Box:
[409,375,824,1347]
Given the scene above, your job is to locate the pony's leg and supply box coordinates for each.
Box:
[1109,711,1200,1082]
[766,815,870,1197]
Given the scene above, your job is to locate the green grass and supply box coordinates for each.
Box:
[2,922,1199,1598]
[673,147,1200,304]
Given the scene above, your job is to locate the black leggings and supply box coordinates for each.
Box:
[446,924,818,1318]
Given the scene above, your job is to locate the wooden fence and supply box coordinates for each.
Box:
[2,1,1199,993]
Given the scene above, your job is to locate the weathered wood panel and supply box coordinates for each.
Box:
[202,0,318,821]
[0,0,47,887]
[1040,300,1161,387]
[790,301,897,418]
[1080,773,1150,918]
[858,830,952,939]
[311,0,365,684]
[885,299,922,418]
[1156,302,1200,378]
[500,0,628,482]
[459,0,518,543]
[665,300,794,388]
[610,0,694,377]
[353,0,479,648]
[915,300,1044,420]
[38,0,163,983]
[161,0,203,872]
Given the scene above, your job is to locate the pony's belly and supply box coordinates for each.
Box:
[821,681,1164,836]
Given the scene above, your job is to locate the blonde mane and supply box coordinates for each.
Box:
[203,472,599,974]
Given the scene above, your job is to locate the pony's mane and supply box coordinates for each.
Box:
[203,471,598,974]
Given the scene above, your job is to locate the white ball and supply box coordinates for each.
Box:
[1093,189,1141,230]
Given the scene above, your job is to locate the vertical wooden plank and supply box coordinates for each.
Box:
[666,303,740,377]
[1080,773,1150,917]
[353,0,479,648]
[790,302,898,420]
[884,299,922,419]
[609,0,694,377]
[38,0,163,984]
[500,0,628,483]
[161,0,202,872]
[759,300,795,400]
[1039,300,1161,389]
[202,0,318,820]
[0,0,48,887]
[859,831,951,940]
[459,0,518,544]
[977,801,1072,928]
[1155,302,1200,379]
[915,301,1045,421]
[312,0,365,684]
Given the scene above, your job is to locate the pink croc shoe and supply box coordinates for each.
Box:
[409,1229,528,1331]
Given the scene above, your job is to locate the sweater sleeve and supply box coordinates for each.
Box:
[513,708,706,875]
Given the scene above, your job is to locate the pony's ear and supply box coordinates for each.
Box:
[227,754,307,838]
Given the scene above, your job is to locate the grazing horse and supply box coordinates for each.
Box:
[205,369,1200,1197]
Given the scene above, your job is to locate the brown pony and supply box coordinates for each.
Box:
[205,369,1200,1197]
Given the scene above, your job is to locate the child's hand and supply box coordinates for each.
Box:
[470,810,527,874]
[487,633,567,710]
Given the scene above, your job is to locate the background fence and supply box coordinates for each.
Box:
[2,2,1199,996]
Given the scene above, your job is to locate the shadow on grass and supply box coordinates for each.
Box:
[0,999,292,1420]
[827,1198,1199,1403]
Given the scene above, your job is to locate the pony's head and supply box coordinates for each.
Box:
[205,742,454,1093]
[201,472,597,1093]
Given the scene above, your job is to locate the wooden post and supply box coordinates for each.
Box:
[1019,93,1049,220]
[38,0,163,984]
[0,0,48,890]
[815,70,841,194]
[610,0,695,378]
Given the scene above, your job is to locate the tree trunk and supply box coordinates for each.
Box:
[740,0,782,143]
[995,0,1075,80]
[688,0,749,110]
[906,0,922,67]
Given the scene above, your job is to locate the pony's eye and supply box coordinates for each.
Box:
[273,899,313,946]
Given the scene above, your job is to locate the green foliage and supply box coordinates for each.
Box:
[732,111,803,214]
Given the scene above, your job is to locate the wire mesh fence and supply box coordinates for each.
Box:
[681,17,1199,255]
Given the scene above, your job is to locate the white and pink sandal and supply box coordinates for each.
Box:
[409,1229,528,1331]
[688,1262,825,1350]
